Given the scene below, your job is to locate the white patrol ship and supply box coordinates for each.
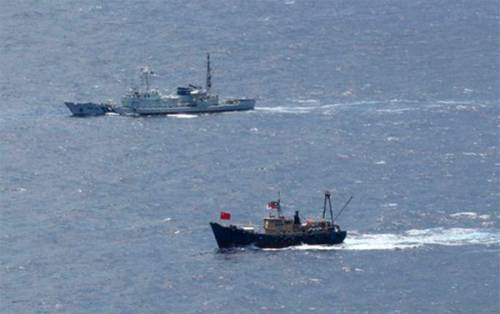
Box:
[65,54,255,116]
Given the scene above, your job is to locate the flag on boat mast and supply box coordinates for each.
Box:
[267,201,279,210]
[220,211,231,220]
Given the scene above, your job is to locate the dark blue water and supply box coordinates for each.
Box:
[1,1,499,313]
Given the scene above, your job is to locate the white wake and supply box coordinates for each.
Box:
[282,228,500,251]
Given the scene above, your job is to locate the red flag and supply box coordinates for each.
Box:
[267,201,278,210]
[220,211,231,220]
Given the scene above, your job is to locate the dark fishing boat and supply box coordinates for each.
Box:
[210,191,352,249]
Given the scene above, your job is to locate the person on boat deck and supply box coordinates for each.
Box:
[294,211,301,225]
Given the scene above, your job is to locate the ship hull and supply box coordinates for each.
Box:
[65,102,115,116]
[210,222,347,249]
[123,99,255,116]
[65,99,255,116]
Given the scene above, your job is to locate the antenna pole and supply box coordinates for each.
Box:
[277,191,282,217]
[206,53,212,93]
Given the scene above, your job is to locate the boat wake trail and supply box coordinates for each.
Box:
[282,228,500,251]
[256,99,485,115]
[256,106,318,114]
[168,114,198,119]
[256,102,395,114]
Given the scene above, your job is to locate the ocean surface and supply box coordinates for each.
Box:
[1,0,499,313]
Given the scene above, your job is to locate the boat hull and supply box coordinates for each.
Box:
[65,99,255,116]
[124,99,255,116]
[65,102,115,116]
[210,222,347,249]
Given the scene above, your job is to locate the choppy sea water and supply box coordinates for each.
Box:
[1,1,499,313]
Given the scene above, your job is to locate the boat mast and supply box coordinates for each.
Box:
[277,191,282,217]
[140,67,152,91]
[322,190,334,224]
[145,71,150,91]
[206,53,212,93]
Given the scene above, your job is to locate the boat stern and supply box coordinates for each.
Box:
[339,230,347,243]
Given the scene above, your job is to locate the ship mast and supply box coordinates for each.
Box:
[322,190,334,224]
[277,191,282,217]
[140,66,153,91]
[206,53,212,93]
